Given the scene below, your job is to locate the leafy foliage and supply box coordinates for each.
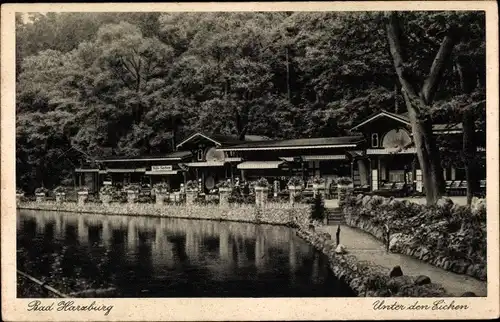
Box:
[310,193,326,221]
[16,12,485,192]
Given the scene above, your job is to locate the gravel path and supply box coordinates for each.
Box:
[319,224,487,296]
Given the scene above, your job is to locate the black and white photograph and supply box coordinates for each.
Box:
[2,2,499,321]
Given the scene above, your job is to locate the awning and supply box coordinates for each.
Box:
[145,170,179,175]
[237,161,284,170]
[279,155,346,162]
[225,157,242,162]
[186,161,226,167]
[366,147,417,155]
[106,168,146,173]
[302,155,346,161]
[75,168,99,173]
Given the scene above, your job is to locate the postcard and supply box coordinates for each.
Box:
[1,1,499,321]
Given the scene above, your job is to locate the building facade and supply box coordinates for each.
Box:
[75,110,486,196]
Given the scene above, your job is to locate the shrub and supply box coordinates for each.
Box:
[294,194,315,204]
[287,176,304,187]
[254,177,270,188]
[34,187,49,195]
[311,176,326,185]
[77,186,89,193]
[53,186,68,194]
[336,176,353,186]
[16,188,24,194]
[99,185,116,195]
[228,192,254,204]
[185,180,198,190]
[310,193,326,221]
[216,180,234,189]
[137,194,153,203]
[153,182,170,193]
[123,184,140,192]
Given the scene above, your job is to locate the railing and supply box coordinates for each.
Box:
[17,270,68,298]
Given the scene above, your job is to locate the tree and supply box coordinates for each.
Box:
[385,11,461,205]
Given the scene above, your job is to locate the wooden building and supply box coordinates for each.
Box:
[75,111,486,196]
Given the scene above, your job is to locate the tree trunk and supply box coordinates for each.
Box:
[285,47,291,102]
[457,59,481,206]
[386,12,452,205]
[463,107,477,205]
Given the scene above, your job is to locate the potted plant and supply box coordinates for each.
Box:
[336,176,353,206]
[254,177,270,207]
[216,180,234,206]
[99,185,116,205]
[287,176,304,204]
[312,176,326,189]
[53,186,67,202]
[185,180,199,205]
[288,176,304,190]
[34,187,49,202]
[124,184,140,203]
[16,188,24,204]
[336,177,353,189]
[153,182,170,205]
[77,186,89,205]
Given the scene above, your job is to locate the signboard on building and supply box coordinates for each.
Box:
[151,165,173,172]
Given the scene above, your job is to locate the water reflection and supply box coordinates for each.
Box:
[17,210,354,297]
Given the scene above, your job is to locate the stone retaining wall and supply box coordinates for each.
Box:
[18,201,310,227]
[296,226,451,297]
[343,194,487,281]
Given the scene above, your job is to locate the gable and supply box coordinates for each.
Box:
[350,111,410,131]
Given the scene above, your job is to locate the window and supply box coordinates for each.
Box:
[197,149,204,161]
[371,133,379,147]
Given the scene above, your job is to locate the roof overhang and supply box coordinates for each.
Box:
[145,170,179,175]
[237,161,285,169]
[75,168,100,173]
[176,133,222,149]
[366,147,417,155]
[350,111,411,131]
[97,157,187,162]
[105,168,146,173]
[185,161,226,167]
[280,155,347,162]
[220,144,358,152]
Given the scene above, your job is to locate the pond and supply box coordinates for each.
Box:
[17,210,355,297]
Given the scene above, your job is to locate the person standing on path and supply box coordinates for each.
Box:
[384,223,390,252]
[336,225,341,246]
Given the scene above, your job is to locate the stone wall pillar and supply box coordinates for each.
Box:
[255,187,269,207]
[219,188,232,206]
[338,184,352,207]
[100,194,112,206]
[16,193,24,205]
[312,184,325,198]
[77,192,88,206]
[416,169,423,192]
[55,193,66,203]
[127,190,139,203]
[35,193,45,203]
[185,190,198,205]
[288,186,301,205]
[155,192,167,205]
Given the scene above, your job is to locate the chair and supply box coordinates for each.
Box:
[450,180,460,196]
[393,182,407,197]
[458,180,468,195]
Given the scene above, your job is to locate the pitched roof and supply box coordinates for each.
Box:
[176,132,270,148]
[350,110,410,131]
[351,110,464,134]
[220,136,365,151]
[95,151,192,162]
